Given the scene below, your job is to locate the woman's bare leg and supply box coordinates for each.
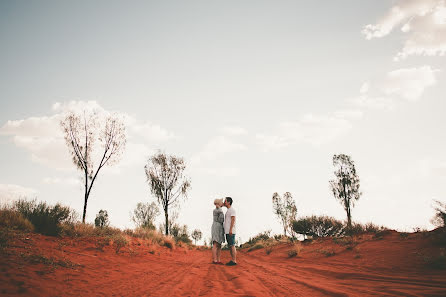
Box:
[216,243,221,262]
[212,242,217,262]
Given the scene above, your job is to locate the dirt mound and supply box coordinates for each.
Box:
[1,230,445,296]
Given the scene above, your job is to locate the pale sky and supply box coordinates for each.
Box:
[1,0,446,243]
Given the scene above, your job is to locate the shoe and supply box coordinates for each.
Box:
[212,261,218,264]
[225,261,237,266]
[216,261,224,265]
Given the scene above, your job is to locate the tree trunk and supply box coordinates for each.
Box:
[164,205,169,236]
[82,170,88,223]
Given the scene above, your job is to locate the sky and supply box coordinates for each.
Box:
[1,0,446,243]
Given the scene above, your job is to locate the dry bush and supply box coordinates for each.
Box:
[265,245,273,255]
[317,248,336,257]
[111,234,128,254]
[0,208,34,232]
[126,228,165,245]
[162,236,175,249]
[248,243,264,252]
[94,237,110,251]
[287,243,302,258]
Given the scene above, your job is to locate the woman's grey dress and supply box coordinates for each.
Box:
[211,208,225,244]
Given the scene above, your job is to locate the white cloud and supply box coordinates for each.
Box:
[256,110,359,151]
[192,135,247,163]
[363,0,446,60]
[352,66,438,109]
[189,131,248,177]
[0,100,174,170]
[380,66,438,100]
[220,126,248,136]
[42,177,81,186]
[0,184,38,205]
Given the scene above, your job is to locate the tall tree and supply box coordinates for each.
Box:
[272,192,297,237]
[144,152,191,235]
[329,154,362,230]
[61,111,126,223]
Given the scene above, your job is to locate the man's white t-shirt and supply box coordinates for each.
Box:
[224,207,236,234]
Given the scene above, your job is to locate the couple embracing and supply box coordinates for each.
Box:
[211,197,237,266]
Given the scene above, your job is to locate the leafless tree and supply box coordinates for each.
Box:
[61,111,126,223]
[144,152,191,235]
[272,192,297,237]
[329,154,362,231]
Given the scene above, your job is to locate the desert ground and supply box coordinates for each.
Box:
[1,230,445,297]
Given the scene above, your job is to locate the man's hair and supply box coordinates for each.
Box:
[225,197,233,205]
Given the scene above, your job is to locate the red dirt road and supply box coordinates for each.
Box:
[1,231,446,296]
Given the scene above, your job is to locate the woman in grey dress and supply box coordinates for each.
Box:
[211,198,225,264]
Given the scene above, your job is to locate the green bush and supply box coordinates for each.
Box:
[292,216,344,238]
[14,199,76,236]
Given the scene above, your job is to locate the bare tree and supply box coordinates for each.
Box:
[329,154,362,230]
[61,111,126,223]
[144,152,191,235]
[131,202,160,229]
[272,192,297,237]
[191,229,202,245]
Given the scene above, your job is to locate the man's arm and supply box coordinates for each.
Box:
[229,216,236,235]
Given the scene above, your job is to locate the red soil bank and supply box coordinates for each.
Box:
[1,230,445,296]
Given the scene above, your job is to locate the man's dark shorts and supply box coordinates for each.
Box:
[225,234,236,247]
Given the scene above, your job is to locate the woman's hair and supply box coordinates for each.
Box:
[214,198,223,206]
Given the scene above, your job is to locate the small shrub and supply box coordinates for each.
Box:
[333,237,354,246]
[354,254,361,259]
[246,230,272,246]
[373,229,392,240]
[248,243,264,252]
[94,237,110,251]
[111,234,128,254]
[0,208,34,232]
[273,234,286,241]
[265,245,273,255]
[400,232,409,238]
[287,244,302,258]
[317,248,336,257]
[163,236,175,249]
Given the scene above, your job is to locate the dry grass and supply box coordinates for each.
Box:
[317,248,336,257]
[162,236,175,249]
[287,243,302,258]
[248,243,264,252]
[0,208,34,232]
[110,234,128,254]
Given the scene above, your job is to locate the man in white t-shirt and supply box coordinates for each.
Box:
[223,197,237,266]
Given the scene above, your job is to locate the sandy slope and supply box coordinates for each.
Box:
[1,230,445,296]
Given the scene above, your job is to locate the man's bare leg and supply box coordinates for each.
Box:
[230,245,237,263]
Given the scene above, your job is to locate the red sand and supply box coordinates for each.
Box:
[1,230,445,296]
